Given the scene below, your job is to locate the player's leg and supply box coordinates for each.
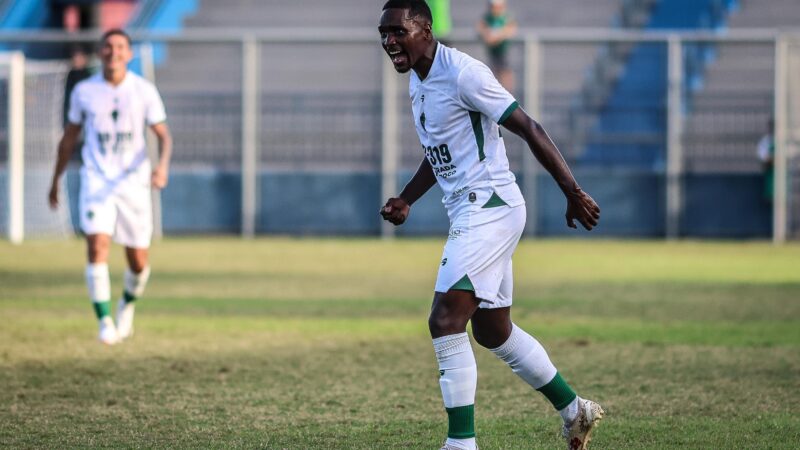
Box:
[85,233,118,344]
[472,263,603,450]
[115,246,151,340]
[113,186,153,341]
[80,173,120,345]
[429,289,481,450]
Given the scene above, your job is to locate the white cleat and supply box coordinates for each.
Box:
[115,299,135,340]
[439,443,478,450]
[562,398,604,450]
[98,316,119,345]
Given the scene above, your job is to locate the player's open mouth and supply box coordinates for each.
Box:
[388,49,407,66]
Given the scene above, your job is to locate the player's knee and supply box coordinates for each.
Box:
[471,321,511,349]
[428,310,466,337]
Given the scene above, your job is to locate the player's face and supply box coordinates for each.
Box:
[99,34,132,72]
[379,8,431,73]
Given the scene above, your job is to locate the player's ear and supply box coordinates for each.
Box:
[423,21,433,40]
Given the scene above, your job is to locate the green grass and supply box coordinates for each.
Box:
[1,238,799,449]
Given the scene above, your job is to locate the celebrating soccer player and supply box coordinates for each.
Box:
[378,2,603,449]
[48,29,173,345]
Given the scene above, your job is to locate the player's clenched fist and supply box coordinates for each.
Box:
[380,197,410,226]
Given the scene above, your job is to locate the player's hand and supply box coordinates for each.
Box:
[565,186,600,231]
[380,197,410,226]
[151,165,169,189]
[48,183,59,210]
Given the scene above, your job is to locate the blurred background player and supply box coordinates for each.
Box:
[476,0,517,92]
[379,1,602,449]
[48,29,173,345]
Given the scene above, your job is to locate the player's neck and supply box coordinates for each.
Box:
[413,41,439,81]
[103,68,127,86]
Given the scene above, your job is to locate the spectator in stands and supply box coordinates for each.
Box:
[476,0,517,91]
[756,117,775,202]
[63,46,92,127]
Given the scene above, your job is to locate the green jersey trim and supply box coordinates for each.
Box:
[469,111,485,161]
[498,101,519,125]
[450,274,475,292]
[482,192,508,208]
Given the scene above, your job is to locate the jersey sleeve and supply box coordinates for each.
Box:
[145,84,167,125]
[457,62,519,124]
[66,86,83,125]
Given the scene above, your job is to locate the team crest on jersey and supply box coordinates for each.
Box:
[111,109,118,122]
[469,192,477,203]
[87,210,94,220]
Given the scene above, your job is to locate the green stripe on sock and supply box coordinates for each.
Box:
[93,301,111,319]
[446,404,475,439]
[123,290,136,303]
[536,372,577,410]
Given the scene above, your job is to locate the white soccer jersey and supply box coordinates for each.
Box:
[409,43,524,216]
[68,72,166,184]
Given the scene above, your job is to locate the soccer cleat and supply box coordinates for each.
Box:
[439,443,478,450]
[562,398,604,450]
[98,316,119,345]
[115,298,135,340]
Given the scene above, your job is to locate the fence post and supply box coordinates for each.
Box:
[773,34,788,244]
[666,35,684,239]
[523,36,542,237]
[241,36,260,238]
[381,57,399,239]
[140,42,163,241]
[8,51,24,245]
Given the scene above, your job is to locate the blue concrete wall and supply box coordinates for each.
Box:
[4,168,771,239]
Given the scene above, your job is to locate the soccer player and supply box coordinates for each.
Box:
[378,2,603,449]
[48,29,172,345]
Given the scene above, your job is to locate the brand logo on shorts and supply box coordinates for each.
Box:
[441,258,447,266]
[439,369,445,376]
[468,192,476,203]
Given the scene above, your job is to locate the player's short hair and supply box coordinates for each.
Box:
[100,29,132,47]
[382,0,433,24]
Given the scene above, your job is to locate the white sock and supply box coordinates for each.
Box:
[433,333,477,450]
[86,263,111,319]
[559,396,581,423]
[123,266,151,301]
[86,263,110,303]
[489,323,557,389]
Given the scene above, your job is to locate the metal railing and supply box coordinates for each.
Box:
[1,28,798,242]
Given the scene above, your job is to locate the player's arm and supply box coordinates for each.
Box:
[149,122,173,189]
[380,157,437,226]
[501,108,600,230]
[48,123,82,209]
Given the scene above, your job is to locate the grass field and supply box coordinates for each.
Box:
[1,238,799,449]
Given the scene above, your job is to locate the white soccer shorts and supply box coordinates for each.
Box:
[434,199,526,309]
[79,171,153,249]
